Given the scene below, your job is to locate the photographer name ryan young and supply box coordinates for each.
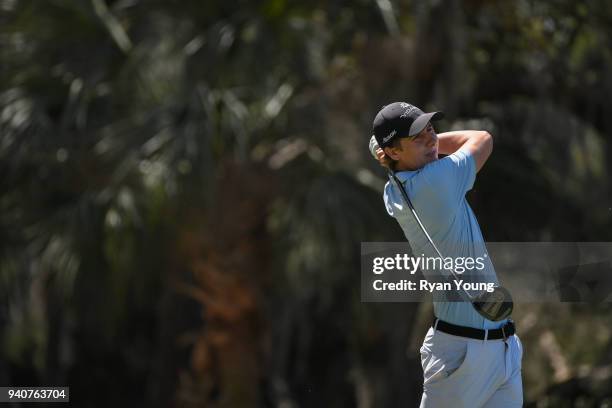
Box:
[373,278,496,293]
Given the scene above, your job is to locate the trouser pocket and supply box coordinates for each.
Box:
[420,331,473,386]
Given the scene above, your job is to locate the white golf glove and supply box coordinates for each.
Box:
[369,135,380,159]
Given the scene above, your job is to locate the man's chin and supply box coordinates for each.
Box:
[425,153,438,164]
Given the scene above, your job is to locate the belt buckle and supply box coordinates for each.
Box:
[501,325,507,340]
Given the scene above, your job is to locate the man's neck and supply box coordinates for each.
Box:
[394,162,421,172]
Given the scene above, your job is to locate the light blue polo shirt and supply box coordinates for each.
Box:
[383,148,506,330]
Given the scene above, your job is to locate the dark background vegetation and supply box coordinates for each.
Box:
[2,0,612,406]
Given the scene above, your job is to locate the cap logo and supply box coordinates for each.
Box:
[400,105,419,119]
[382,129,396,143]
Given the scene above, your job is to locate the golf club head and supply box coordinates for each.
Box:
[472,286,514,321]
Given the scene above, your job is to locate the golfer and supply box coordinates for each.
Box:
[369,102,523,407]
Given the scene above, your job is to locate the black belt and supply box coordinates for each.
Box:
[433,317,516,340]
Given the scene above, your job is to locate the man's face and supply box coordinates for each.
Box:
[383,122,438,171]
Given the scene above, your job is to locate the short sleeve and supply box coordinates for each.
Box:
[420,148,476,206]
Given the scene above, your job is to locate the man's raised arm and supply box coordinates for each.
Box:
[437,130,493,172]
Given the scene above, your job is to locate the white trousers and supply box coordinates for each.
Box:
[419,327,523,408]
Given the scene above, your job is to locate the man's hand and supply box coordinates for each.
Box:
[369,135,389,168]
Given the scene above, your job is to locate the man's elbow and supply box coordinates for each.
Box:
[480,131,493,154]
[479,130,493,142]
[470,131,493,172]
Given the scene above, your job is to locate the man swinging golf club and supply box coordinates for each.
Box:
[369,102,523,407]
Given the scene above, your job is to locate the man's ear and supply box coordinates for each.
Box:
[383,146,400,161]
